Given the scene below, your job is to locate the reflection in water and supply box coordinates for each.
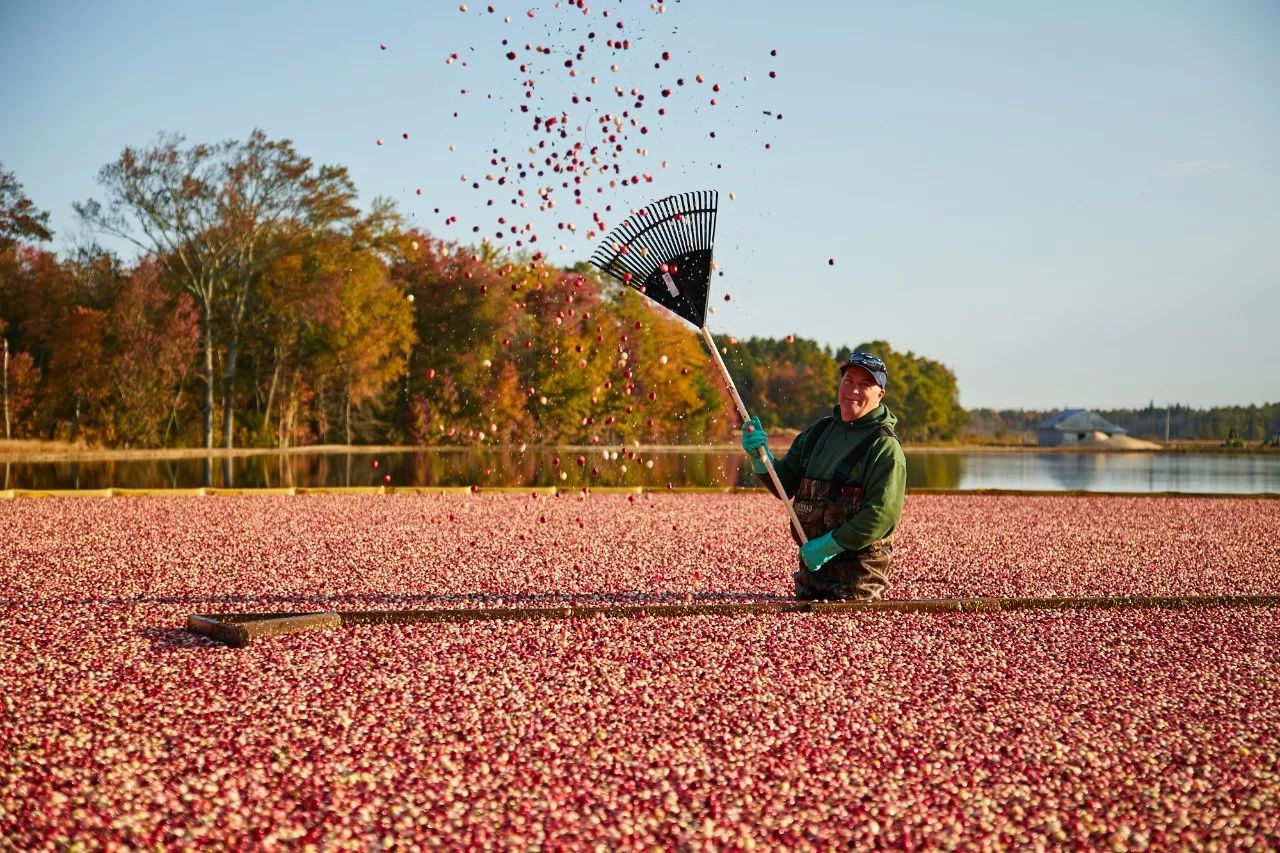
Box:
[1,450,1277,494]
[1037,452,1109,491]
[904,453,965,490]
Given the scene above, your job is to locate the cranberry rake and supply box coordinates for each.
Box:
[590,190,807,543]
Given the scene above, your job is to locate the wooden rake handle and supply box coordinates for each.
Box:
[700,326,809,544]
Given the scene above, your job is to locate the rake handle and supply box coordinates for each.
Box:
[699,326,809,545]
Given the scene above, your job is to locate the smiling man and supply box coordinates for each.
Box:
[741,352,907,601]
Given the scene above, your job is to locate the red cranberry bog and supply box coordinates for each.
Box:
[6,491,1280,847]
[7,4,1280,849]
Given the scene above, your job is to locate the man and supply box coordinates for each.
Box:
[740,352,907,601]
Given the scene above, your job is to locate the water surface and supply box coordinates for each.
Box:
[3,449,1277,494]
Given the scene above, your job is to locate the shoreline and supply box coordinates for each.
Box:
[2,486,1278,500]
[2,440,1276,463]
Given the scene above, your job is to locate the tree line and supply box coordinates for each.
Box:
[1,134,970,450]
[717,335,967,441]
[966,403,1280,444]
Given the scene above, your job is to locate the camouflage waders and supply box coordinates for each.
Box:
[791,423,896,602]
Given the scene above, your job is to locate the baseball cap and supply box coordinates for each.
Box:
[839,352,888,389]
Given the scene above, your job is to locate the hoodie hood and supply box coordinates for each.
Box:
[832,403,898,434]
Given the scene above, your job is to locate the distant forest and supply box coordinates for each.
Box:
[967,403,1280,444]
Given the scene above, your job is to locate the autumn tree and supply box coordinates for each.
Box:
[103,260,201,446]
[720,335,836,430]
[75,130,364,450]
[390,240,730,447]
[302,235,415,444]
[392,236,524,443]
[1,347,37,439]
[1,165,54,439]
[45,306,108,443]
[0,239,203,446]
[0,248,83,438]
[0,164,53,251]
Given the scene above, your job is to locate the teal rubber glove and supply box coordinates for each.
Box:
[740,416,773,474]
[800,531,845,572]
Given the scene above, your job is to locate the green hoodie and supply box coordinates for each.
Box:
[769,404,906,552]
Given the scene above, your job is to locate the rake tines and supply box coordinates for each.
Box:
[587,188,810,543]
[589,190,718,328]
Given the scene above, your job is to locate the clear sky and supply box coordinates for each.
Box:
[2,0,1277,410]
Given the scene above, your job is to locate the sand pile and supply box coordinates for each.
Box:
[1075,433,1163,450]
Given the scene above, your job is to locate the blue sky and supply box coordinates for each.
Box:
[2,0,1277,409]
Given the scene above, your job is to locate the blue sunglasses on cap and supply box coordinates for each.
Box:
[840,352,888,388]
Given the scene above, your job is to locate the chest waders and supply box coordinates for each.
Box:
[791,418,898,602]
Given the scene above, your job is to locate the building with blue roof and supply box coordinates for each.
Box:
[1035,409,1128,447]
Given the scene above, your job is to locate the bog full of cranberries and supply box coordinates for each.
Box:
[2,492,1278,848]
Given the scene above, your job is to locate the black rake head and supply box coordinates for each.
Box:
[589,190,718,328]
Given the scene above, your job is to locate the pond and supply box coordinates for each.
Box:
[3,448,1278,494]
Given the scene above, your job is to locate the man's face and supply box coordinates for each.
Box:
[838,366,885,422]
